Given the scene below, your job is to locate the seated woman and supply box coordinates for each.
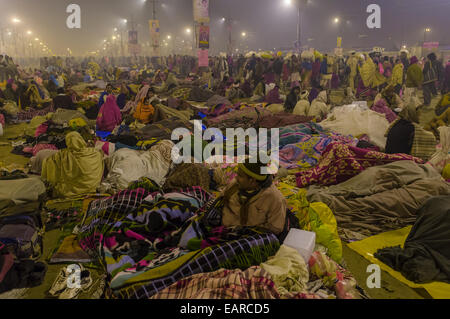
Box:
[293,90,310,116]
[41,131,104,198]
[53,87,75,110]
[385,103,436,161]
[96,95,122,132]
[219,157,287,235]
[374,85,404,112]
[424,102,450,138]
[250,77,265,102]
[264,85,283,105]
[116,82,134,110]
[133,87,158,125]
[225,81,243,102]
[26,78,51,108]
[284,86,301,113]
[308,90,330,122]
[2,79,18,103]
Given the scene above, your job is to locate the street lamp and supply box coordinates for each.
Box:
[11,18,21,24]
[282,0,308,51]
[185,28,191,34]
[334,17,340,24]
[424,27,431,42]
[27,30,32,35]
[241,32,247,37]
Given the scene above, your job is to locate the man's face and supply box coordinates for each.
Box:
[106,85,113,94]
[236,168,258,191]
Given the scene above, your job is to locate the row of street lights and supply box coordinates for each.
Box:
[1,17,54,58]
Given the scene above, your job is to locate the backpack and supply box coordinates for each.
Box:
[278,209,300,242]
[0,207,43,260]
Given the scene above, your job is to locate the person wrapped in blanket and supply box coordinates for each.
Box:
[385,102,436,162]
[219,156,287,235]
[41,131,104,198]
[26,77,52,108]
[96,95,122,132]
[133,87,165,125]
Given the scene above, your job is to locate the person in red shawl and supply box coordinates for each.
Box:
[96,95,122,132]
[264,85,283,104]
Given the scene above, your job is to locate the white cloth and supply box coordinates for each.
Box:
[428,126,450,173]
[320,104,390,149]
[0,177,46,205]
[260,245,309,295]
[100,141,174,193]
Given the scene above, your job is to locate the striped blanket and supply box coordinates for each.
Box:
[113,232,279,299]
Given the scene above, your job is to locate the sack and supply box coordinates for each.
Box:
[428,126,450,173]
[0,209,43,260]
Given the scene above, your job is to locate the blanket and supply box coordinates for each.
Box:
[296,142,423,188]
[150,266,280,299]
[307,161,450,238]
[375,196,450,284]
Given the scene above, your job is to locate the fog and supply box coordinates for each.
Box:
[0,0,448,56]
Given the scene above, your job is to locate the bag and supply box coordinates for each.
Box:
[428,126,450,173]
[278,209,300,242]
[0,209,43,260]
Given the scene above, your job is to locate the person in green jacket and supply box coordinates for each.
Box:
[406,56,423,88]
[404,56,423,107]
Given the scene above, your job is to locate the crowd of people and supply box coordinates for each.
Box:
[0,48,449,299]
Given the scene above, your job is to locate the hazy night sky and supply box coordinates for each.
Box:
[0,0,448,55]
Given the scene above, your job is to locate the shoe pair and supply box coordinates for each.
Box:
[48,264,93,299]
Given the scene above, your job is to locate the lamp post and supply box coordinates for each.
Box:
[11,17,21,57]
[283,0,308,52]
[424,28,431,43]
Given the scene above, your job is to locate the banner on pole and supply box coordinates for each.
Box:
[193,0,209,21]
[128,44,141,55]
[149,20,160,47]
[198,49,209,67]
[423,42,439,49]
[128,31,138,45]
[198,25,210,49]
[337,37,342,48]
